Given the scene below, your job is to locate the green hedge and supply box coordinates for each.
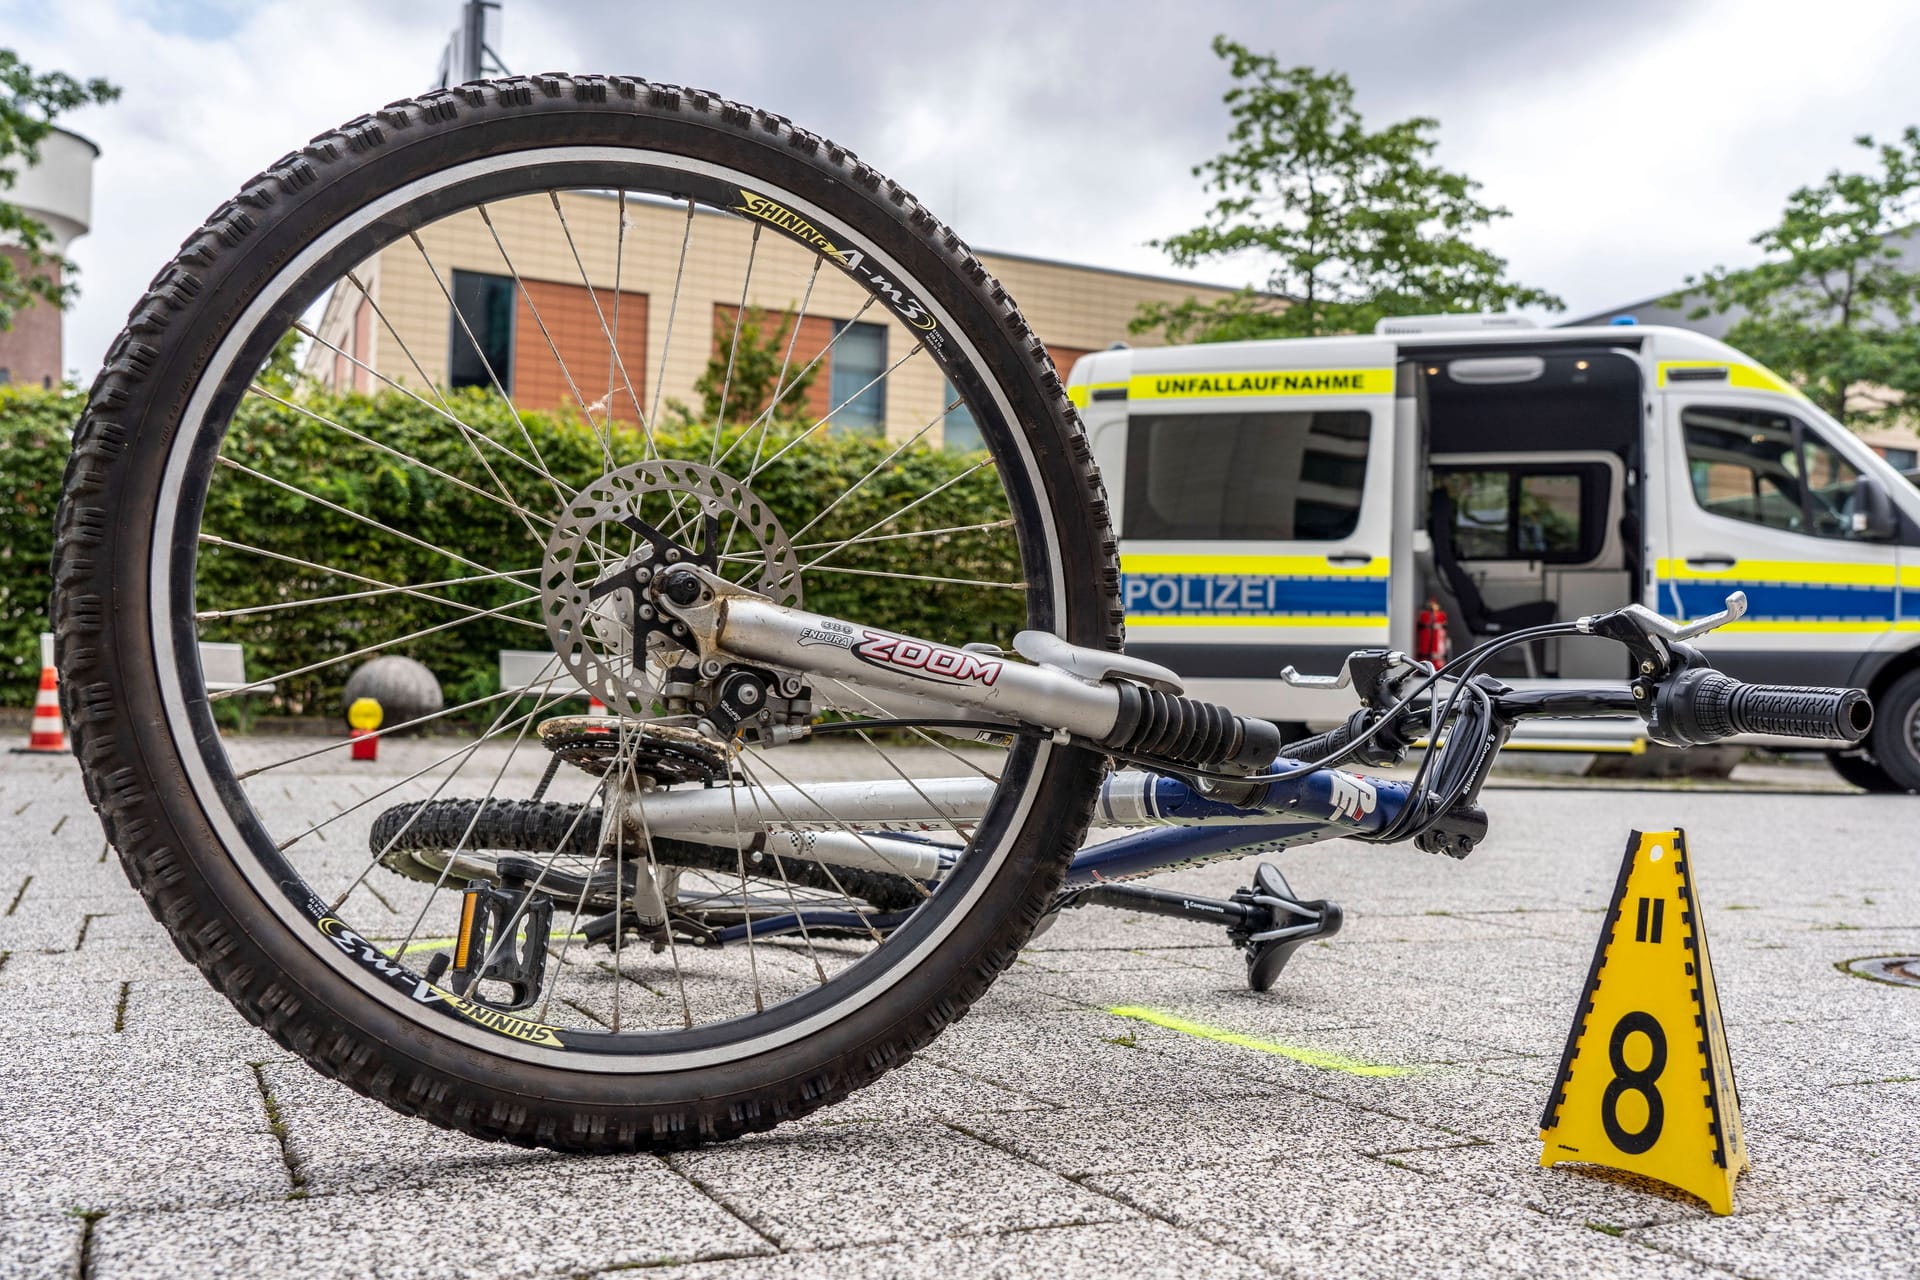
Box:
[0,385,1022,716]
[0,385,82,705]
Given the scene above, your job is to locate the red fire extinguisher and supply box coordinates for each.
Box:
[1416,597,1451,668]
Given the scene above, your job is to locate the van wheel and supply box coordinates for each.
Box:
[1864,670,1920,792]
[1825,750,1907,793]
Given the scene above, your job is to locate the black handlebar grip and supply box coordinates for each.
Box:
[1658,670,1872,745]
[1278,710,1364,763]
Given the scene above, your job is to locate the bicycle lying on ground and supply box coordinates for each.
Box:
[52,76,1872,1152]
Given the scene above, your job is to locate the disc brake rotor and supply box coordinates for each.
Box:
[541,460,801,717]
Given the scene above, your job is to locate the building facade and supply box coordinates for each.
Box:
[0,125,97,389]
[304,190,1243,449]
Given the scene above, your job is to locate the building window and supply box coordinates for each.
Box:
[1880,446,1917,471]
[1124,410,1372,541]
[827,319,885,435]
[449,269,515,393]
[942,379,982,452]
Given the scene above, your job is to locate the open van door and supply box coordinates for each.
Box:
[1658,371,1906,688]
[1107,338,1399,722]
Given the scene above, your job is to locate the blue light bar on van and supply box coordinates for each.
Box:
[1609,315,1638,325]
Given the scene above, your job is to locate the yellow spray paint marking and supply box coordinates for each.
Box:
[1105,1006,1416,1077]
[1539,829,1748,1215]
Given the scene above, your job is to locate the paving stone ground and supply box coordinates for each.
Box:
[2,744,1915,1279]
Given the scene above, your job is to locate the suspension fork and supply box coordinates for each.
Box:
[656,566,1279,774]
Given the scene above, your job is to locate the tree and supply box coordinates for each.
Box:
[0,50,119,331]
[1674,130,1920,430]
[666,305,820,434]
[1134,38,1560,342]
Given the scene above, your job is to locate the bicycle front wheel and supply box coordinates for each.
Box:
[53,75,1120,1150]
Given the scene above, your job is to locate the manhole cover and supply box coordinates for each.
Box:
[1841,955,1920,988]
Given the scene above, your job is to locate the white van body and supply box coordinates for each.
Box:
[1066,323,1920,755]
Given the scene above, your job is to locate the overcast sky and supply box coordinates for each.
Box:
[7,0,1920,380]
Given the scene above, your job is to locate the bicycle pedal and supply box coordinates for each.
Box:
[446,877,555,1011]
[1229,863,1343,993]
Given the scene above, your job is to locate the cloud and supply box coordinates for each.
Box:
[6,0,1919,380]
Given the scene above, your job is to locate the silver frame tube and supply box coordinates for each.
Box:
[713,597,1122,740]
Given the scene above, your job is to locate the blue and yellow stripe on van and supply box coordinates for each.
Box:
[1656,558,1915,633]
[1121,554,1390,629]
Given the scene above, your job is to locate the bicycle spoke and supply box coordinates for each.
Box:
[706,294,881,476]
[731,256,822,498]
[735,333,920,487]
[726,752,835,979]
[726,561,1024,591]
[394,689,569,958]
[627,777,696,1028]
[245,382,557,537]
[475,203,618,470]
[286,676,578,855]
[322,275,551,540]
[798,455,997,574]
[726,741,765,1014]
[296,315,574,507]
[409,231,571,507]
[237,680,555,780]
[325,670,580,913]
[549,190,652,456]
[197,534,539,627]
[213,455,498,578]
[780,394,956,547]
[209,592,541,702]
[780,519,1017,555]
[646,198,696,438]
[196,566,541,623]
[732,748,917,929]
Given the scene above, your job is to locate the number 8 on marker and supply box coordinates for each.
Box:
[1601,1011,1667,1153]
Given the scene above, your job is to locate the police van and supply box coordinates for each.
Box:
[1066,317,1920,791]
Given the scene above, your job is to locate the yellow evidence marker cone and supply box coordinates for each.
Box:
[1539,829,1748,1214]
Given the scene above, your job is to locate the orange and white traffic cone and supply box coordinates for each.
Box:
[587,694,610,734]
[16,633,67,754]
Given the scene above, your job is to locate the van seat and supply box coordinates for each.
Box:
[1430,488,1557,674]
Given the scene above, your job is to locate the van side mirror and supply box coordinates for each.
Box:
[1853,476,1897,541]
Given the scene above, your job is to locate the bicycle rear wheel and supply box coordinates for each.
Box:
[53,75,1119,1150]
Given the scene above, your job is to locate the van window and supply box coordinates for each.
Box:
[1432,465,1598,561]
[1682,406,1868,540]
[1124,410,1370,541]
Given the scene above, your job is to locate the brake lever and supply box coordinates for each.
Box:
[1587,592,1747,643]
[1278,663,1352,690]
[1578,592,1747,676]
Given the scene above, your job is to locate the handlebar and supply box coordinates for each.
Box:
[1257,595,1872,858]
[1275,718,1365,767]
[1276,671,1870,766]
[1653,670,1871,746]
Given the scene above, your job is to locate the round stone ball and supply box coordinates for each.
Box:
[341,656,443,731]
